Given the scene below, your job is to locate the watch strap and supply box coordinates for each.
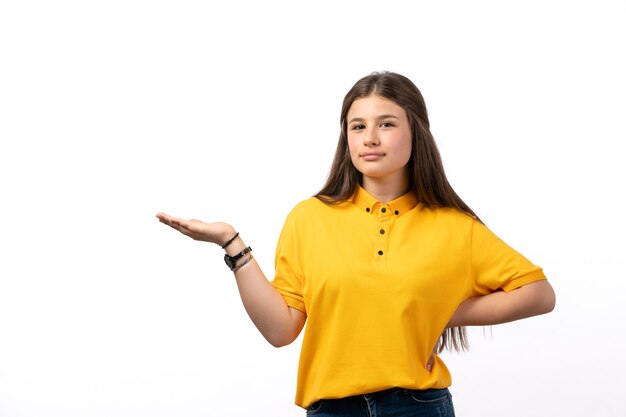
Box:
[224,246,252,270]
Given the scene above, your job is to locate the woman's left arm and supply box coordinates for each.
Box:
[447,280,556,328]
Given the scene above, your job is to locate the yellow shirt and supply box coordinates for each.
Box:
[271,186,546,408]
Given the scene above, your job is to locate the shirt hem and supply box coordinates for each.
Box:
[501,269,547,292]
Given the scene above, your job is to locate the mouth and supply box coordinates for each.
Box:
[360,152,385,161]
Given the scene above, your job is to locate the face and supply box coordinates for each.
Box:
[346,94,412,187]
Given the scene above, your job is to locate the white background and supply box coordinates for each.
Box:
[1,1,625,416]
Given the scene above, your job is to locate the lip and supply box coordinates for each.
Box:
[360,152,385,161]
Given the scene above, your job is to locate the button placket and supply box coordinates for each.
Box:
[374,204,392,266]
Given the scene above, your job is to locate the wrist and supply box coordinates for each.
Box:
[218,225,237,247]
[223,235,246,256]
[221,232,240,249]
[224,246,253,271]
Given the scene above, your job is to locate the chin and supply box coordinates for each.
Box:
[359,171,389,179]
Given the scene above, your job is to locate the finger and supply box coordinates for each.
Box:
[158,218,183,232]
[426,354,435,372]
[158,218,194,235]
[158,217,179,229]
[156,212,181,222]
[158,214,190,227]
[187,219,205,230]
[158,217,173,227]
[156,212,173,221]
[167,221,205,241]
[157,213,207,241]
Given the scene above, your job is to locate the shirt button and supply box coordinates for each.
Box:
[379,229,385,234]
[366,208,370,213]
[394,210,399,215]
[378,250,383,255]
[381,207,387,213]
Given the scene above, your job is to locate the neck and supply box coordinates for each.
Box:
[361,173,409,203]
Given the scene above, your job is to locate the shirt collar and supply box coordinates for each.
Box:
[350,185,419,217]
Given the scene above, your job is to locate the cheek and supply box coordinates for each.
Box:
[402,140,412,163]
[347,136,360,159]
[392,135,413,164]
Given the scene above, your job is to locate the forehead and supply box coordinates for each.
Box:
[347,94,406,119]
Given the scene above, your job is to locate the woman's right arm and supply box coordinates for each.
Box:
[156,212,306,347]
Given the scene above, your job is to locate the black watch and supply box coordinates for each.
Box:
[224,246,252,270]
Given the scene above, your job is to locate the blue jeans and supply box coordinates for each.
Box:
[306,387,455,417]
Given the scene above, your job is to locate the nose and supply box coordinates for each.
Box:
[364,129,380,147]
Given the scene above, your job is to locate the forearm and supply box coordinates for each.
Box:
[225,234,304,347]
[156,213,304,347]
[447,280,556,328]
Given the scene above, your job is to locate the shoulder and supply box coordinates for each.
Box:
[280,197,353,235]
[425,208,502,246]
[288,196,350,218]
[290,196,326,213]
[419,205,477,225]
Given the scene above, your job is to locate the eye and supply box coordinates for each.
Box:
[351,124,365,130]
[380,121,395,128]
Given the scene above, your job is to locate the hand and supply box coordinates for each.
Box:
[445,280,556,328]
[156,212,235,246]
[426,344,437,372]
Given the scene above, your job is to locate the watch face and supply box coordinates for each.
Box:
[224,254,235,269]
[224,247,251,270]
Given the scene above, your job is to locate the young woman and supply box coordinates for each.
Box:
[156,71,556,416]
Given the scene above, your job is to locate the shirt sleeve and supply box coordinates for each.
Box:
[470,220,546,294]
[271,210,306,313]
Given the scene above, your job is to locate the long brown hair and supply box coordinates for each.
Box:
[316,71,480,352]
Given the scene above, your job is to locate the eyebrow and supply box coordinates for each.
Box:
[348,114,400,124]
